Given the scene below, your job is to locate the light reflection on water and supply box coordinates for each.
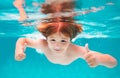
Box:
[0,0,120,38]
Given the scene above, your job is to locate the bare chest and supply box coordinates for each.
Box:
[44,51,79,65]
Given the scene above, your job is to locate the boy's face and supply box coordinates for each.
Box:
[47,32,71,53]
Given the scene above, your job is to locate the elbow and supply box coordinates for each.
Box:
[17,38,27,43]
[17,38,25,42]
[109,58,117,68]
[16,38,28,46]
[102,54,118,68]
[106,56,118,68]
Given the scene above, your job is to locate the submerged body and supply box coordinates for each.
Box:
[15,33,117,68]
[15,22,117,68]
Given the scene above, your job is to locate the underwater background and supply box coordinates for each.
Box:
[0,0,120,78]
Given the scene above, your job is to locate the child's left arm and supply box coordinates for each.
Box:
[83,44,117,68]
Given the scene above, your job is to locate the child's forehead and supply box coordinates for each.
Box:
[48,32,70,39]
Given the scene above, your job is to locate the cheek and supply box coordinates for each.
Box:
[48,44,53,50]
[48,42,54,48]
[62,43,69,49]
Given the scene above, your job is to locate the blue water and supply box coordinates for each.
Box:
[0,0,120,78]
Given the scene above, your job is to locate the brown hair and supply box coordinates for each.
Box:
[40,1,75,14]
[37,21,82,40]
[41,17,74,23]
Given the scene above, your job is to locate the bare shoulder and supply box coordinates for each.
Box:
[69,44,86,58]
[39,39,47,46]
[36,39,48,47]
[25,38,47,49]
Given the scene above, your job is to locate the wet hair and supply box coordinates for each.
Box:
[37,20,82,40]
[41,17,74,23]
[40,1,75,14]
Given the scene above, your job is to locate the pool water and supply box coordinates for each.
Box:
[0,0,120,78]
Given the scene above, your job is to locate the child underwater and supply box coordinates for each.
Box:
[15,17,117,68]
[14,0,117,68]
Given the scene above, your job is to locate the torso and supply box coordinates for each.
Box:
[39,40,85,65]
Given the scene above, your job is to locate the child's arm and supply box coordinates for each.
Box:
[15,38,44,61]
[83,44,117,68]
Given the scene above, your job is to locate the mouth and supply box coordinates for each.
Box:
[54,49,61,52]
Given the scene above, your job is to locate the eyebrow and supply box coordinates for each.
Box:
[61,38,68,40]
[49,36,54,38]
[49,37,68,40]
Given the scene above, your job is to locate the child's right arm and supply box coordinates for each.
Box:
[15,38,44,61]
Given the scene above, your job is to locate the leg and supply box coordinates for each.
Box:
[13,0,28,21]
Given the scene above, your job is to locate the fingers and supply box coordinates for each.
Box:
[84,52,98,67]
[15,53,26,61]
[84,51,94,59]
[84,43,97,67]
[84,52,95,63]
[89,63,97,67]
[86,56,96,65]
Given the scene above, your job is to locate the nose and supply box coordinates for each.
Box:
[54,46,60,50]
[54,42,61,50]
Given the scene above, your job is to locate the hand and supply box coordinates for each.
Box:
[15,52,26,61]
[84,43,98,67]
